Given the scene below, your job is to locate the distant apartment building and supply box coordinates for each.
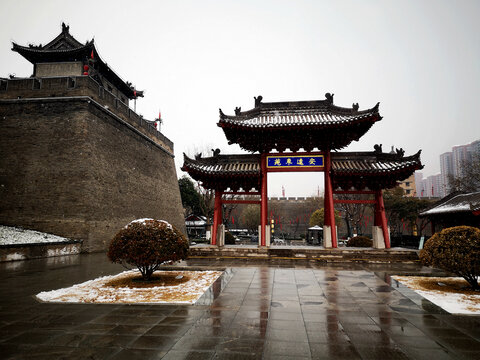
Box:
[414,172,423,196]
[418,173,442,198]
[452,144,471,177]
[418,139,480,198]
[439,152,453,197]
[398,174,416,197]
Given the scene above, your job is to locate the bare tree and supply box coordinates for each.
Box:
[448,153,480,194]
[335,193,371,237]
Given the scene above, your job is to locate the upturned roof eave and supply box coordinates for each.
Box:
[12,41,136,99]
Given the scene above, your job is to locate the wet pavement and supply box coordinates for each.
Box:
[1,254,480,359]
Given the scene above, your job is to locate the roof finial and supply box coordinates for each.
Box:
[61,22,69,33]
[352,103,359,112]
[234,107,241,115]
[325,93,334,104]
[374,144,383,154]
[254,95,263,107]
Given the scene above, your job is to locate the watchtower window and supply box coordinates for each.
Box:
[67,77,76,89]
[33,78,41,90]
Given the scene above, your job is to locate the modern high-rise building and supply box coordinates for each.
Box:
[421,173,442,198]
[452,144,470,177]
[439,152,453,197]
[419,139,480,199]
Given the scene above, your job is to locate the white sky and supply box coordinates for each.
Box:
[1,0,479,197]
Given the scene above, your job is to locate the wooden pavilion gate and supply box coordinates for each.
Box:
[182,94,423,249]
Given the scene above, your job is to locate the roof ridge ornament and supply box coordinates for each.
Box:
[219,108,225,118]
[352,103,359,112]
[325,93,334,105]
[234,107,241,115]
[61,22,70,34]
[254,95,263,107]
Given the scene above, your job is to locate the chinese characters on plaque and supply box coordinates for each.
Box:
[266,155,324,170]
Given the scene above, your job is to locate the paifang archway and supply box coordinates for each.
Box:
[182,94,423,249]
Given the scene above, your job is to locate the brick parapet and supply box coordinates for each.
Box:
[0,76,173,153]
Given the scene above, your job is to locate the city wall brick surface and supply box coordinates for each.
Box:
[0,76,173,152]
[0,97,185,252]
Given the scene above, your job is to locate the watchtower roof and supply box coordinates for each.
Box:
[12,23,137,99]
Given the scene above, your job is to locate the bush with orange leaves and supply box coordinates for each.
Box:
[419,226,480,290]
[107,219,189,281]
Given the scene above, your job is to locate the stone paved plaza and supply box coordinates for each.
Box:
[1,254,480,359]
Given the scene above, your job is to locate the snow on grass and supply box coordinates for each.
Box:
[36,270,223,305]
[393,276,480,314]
[0,225,72,245]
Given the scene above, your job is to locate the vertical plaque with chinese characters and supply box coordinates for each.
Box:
[266,155,324,170]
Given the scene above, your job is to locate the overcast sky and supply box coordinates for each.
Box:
[1,0,479,197]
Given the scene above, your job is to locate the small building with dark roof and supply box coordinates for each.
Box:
[420,191,480,229]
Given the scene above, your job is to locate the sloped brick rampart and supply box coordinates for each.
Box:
[0,97,185,252]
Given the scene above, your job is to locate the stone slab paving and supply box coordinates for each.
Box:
[1,254,479,359]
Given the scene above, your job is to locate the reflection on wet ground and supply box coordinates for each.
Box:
[1,253,479,359]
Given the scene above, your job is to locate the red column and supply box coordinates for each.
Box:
[375,190,390,248]
[374,191,382,227]
[324,149,337,248]
[261,153,268,247]
[211,190,222,246]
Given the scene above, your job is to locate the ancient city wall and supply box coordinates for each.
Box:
[0,97,185,252]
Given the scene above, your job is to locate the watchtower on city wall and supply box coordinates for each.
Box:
[0,24,185,252]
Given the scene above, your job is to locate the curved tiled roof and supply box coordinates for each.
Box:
[217,95,382,152]
[331,151,422,174]
[182,150,423,191]
[11,24,136,99]
[420,191,480,216]
[181,153,262,191]
[182,153,261,176]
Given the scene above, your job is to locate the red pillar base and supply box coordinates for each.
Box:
[260,154,268,247]
[324,149,337,248]
[375,190,390,249]
[211,190,222,246]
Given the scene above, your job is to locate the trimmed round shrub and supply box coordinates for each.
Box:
[224,231,235,245]
[346,236,373,247]
[419,226,480,290]
[107,219,189,281]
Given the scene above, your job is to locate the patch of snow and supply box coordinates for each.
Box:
[422,203,471,215]
[0,226,71,245]
[6,253,26,261]
[393,276,480,315]
[47,246,80,257]
[128,218,154,227]
[36,270,222,305]
[127,219,173,229]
